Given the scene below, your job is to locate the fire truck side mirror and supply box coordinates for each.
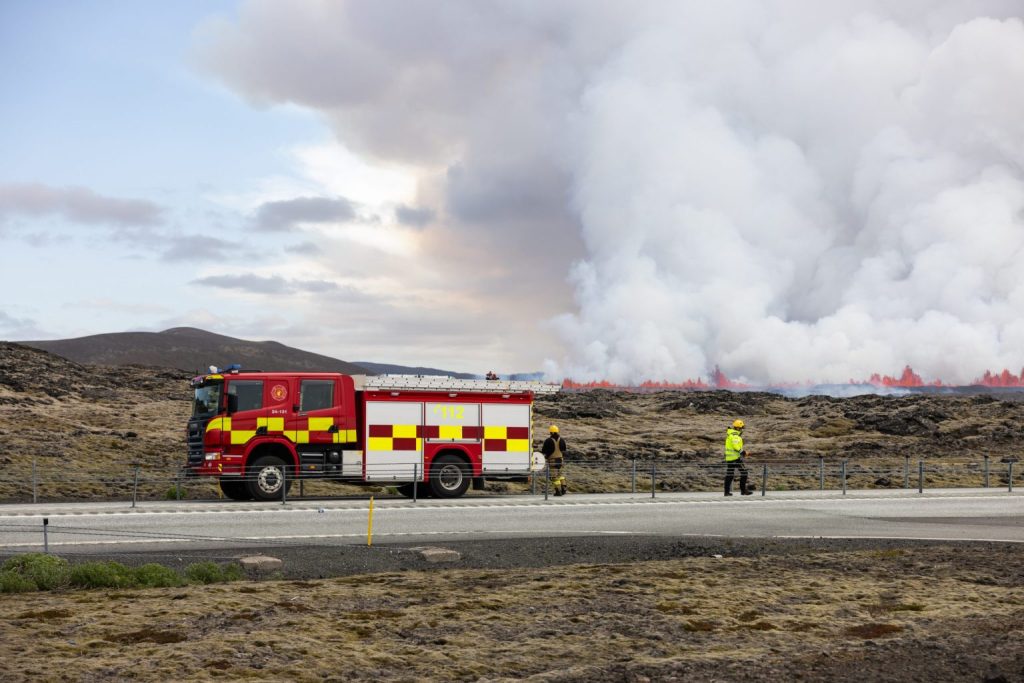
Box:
[226,394,238,415]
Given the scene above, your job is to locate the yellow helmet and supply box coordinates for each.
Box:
[549,425,559,433]
[732,419,745,429]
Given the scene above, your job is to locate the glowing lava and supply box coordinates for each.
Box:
[561,365,1024,390]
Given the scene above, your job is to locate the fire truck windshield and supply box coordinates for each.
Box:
[192,383,222,418]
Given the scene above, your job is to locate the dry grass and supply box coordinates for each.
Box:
[1,545,1022,681]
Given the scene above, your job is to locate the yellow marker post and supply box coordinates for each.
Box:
[367,496,374,546]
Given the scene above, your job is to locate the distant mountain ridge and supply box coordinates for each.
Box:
[22,327,372,375]
[354,361,476,379]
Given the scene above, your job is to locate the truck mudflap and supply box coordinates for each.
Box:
[472,477,485,490]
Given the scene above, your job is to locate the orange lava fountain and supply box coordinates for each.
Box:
[561,365,1024,390]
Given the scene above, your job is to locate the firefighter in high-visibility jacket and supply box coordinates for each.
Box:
[724,419,752,496]
[542,425,568,496]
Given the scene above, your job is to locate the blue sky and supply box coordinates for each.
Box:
[0,2,541,373]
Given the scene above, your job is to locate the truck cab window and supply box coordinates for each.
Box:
[300,380,334,412]
[228,380,264,412]
[192,384,221,418]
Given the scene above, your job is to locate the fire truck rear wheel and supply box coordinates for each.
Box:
[396,483,430,498]
[247,454,294,501]
[219,479,251,501]
[429,455,470,498]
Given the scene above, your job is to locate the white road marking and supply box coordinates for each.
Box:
[0,491,1019,519]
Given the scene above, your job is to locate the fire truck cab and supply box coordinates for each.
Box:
[186,368,549,501]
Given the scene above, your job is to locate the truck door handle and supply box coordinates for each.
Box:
[328,425,339,433]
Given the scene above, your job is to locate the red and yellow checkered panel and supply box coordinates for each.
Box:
[366,423,528,452]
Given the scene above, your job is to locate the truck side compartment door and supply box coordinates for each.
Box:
[364,401,424,481]
[481,403,531,474]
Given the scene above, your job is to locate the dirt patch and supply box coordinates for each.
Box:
[105,627,188,644]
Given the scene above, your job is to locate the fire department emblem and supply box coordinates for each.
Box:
[271,384,288,402]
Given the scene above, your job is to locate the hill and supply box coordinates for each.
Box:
[20,327,370,375]
[354,361,475,379]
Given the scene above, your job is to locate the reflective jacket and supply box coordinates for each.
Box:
[724,428,744,462]
[542,436,567,460]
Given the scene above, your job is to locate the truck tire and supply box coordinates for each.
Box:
[396,483,430,498]
[429,454,470,498]
[247,454,293,501]
[219,479,251,501]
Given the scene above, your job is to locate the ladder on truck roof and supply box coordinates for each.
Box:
[357,374,561,395]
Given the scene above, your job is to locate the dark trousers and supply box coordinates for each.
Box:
[724,459,748,493]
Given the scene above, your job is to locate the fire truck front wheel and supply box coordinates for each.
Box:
[429,454,471,498]
[247,454,294,501]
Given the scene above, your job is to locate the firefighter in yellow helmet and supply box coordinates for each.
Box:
[541,425,568,496]
[724,419,752,496]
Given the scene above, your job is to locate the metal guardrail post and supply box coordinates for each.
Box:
[1009,461,1015,493]
[818,456,824,491]
[841,460,847,495]
[43,517,48,554]
[918,460,924,494]
[281,466,288,505]
[413,463,418,503]
[651,463,656,499]
[761,463,767,496]
[32,457,38,504]
[631,458,637,494]
[904,456,909,489]
[984,455,990,488]
[544,464,550,501]
[132,465,139,508]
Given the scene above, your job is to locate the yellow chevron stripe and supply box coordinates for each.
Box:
[230,430,256,445]
[206,417,232,433]
[438,425,461,439]
[308,417,334,431]
[285,430,310,444]
[393,424,418,438]
[256,417,284,431]
[484,425,507,439]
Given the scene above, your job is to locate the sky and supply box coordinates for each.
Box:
[2,1,1024,384]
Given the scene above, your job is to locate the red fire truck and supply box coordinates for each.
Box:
[185,368,556,500]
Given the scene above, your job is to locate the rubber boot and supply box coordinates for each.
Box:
[724,476,734,496]
[740,475,752,495]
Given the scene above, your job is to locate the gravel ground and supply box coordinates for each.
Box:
[4,534,1005,579]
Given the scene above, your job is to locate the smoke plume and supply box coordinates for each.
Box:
[198,1,1024,384]
[553,2,1024,385]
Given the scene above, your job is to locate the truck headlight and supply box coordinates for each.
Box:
[204,452,222,461]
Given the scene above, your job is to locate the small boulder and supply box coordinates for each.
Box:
[416,547,461,563]
[238,555,283,576]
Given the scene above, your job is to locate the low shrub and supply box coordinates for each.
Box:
[134,563,184,588]
[184,561,243,585]
[164,486,186,500]
[69,561,137,589]
[0,570,38,593]
[2,553,69,590]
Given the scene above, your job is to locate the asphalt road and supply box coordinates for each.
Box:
[0,488,1021,554]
